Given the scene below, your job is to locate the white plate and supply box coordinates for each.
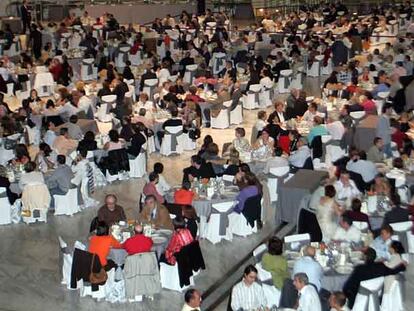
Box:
[152,236,167,244]
[335,265,353,274]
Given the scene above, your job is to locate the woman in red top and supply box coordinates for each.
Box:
[164,218,194,265]
[88,221,122,270]
[360,92,377,114]
[174,181,197,205]
[49,58,63,82]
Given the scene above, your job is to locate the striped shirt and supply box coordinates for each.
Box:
[231,280,267,310]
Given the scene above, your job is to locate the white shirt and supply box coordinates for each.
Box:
[346,159,378,183]
[303,110,317,123]
[57,102,79,123]
[298,285,322,311]
[43,129,57,147]
[276,111,285,123]
[254,119,267,132]
[260,76,273,89]
[332,225,361,243]
[0,67,10,81]
[326,121,345,140]
[181,304,200,311]
[155,174,171,196]
[157,68,171,85]
[293,256,324,291]
[289,145,311,168]
[231,281,267,311]
[334,179,360,201]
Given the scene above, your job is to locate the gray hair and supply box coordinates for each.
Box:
[294,273,309,285]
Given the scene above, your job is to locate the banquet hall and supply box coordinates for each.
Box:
[0,0,414,310]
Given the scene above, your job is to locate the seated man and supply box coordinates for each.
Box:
[343,198,371,231]
[203,86,231,126]
[97,194,127,226]
[288,137,311,170]
[343,247,405,308]
[231,265,267,310]
[293,272,322,311]
[370,224,393,261]
[182,155,215,183]
[53,127,78,156]
[292,246,324,292]
[334,170,360,201]
[346,150,378,184]
[66,114,83,140]
[329,291,349,311]
[143,172,165,204]
[382,192,410,226]
[367,137,384,163]
[138,194,173,230]
[123,224,153,255]
[182,289,202,311]
[45,154,74,207]
[332,214,361,243]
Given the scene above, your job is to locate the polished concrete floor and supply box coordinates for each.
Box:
[1,76,413,311]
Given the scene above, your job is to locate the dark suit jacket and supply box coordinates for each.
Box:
[182,162,215,183]
[127,133,146,157]
[0,176,18,204]
[230,88,242,111]
[20,5,31,22]
[343,262,405,308]
[382,207,410,226]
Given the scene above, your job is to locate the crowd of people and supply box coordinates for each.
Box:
[0,0,414,310]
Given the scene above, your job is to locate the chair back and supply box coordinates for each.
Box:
[242,194,262,228]
[269,166,290,177]
[353,221,369,232]
[253,243,268,262]
[297,199,322,242]
[303,157,314,170]
[311,135,323,159]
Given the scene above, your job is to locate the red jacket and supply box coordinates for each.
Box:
[123,234,153,255]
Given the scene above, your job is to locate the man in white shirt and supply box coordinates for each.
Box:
[333,215,361,243]
[231,265,268,311]
[289,137,311,169]
[43,121,57,147]
[293,272,322,311]
[346,150,378,183]
[292,246,324,292]
[181,289,201,311]
[334,171,360,201]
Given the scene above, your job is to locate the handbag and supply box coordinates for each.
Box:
[89,254,107,285]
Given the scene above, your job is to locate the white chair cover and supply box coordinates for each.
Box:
[128,152,146,178]
[159,261,194,292]
[211,107,230,129]
[143,78,159,101]
[183,64,198,84]
[228,212,257,237]
[204,201,234,244]
[54,188,80,216]
[284,233,311,251]
[0,187,11,225]
[278,69,293,93]
[381,279,403,311]
[307,55,324,77]
[160,125,184,156]
[212,52,226,75]
[352,276,384,311]
[81,58,96,81]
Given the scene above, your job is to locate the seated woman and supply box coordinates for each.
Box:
[307,116,328,145]
[316,185,343,242]
[164,217,194,265]
[384,241,405,293]
[34,142,55,173]
[88,221,122,271]
[302,102,319,123]
[201,143,224,176]
[233,173,261,214]
[174,181,198,206]
[126,123,147,158]
[232,127,250,154]
[262,237,289,290]
[252,129,274,159]
[77,131,98,151]
[143,172,165,204]
[20,161,51,212]
[103,129,125,151]
[197,135,213,158]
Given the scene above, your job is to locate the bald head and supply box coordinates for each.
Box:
[305,246,316,258]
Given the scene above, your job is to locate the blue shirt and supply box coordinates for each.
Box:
[371,237,391,261]
[292,256,324,291]
[372,83,390,98]
[234,185,259,213]
[307,125,328,145]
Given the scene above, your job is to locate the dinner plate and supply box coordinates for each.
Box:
[285,251,300,259]
[152,236,167,244]
[335,265,353,274]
